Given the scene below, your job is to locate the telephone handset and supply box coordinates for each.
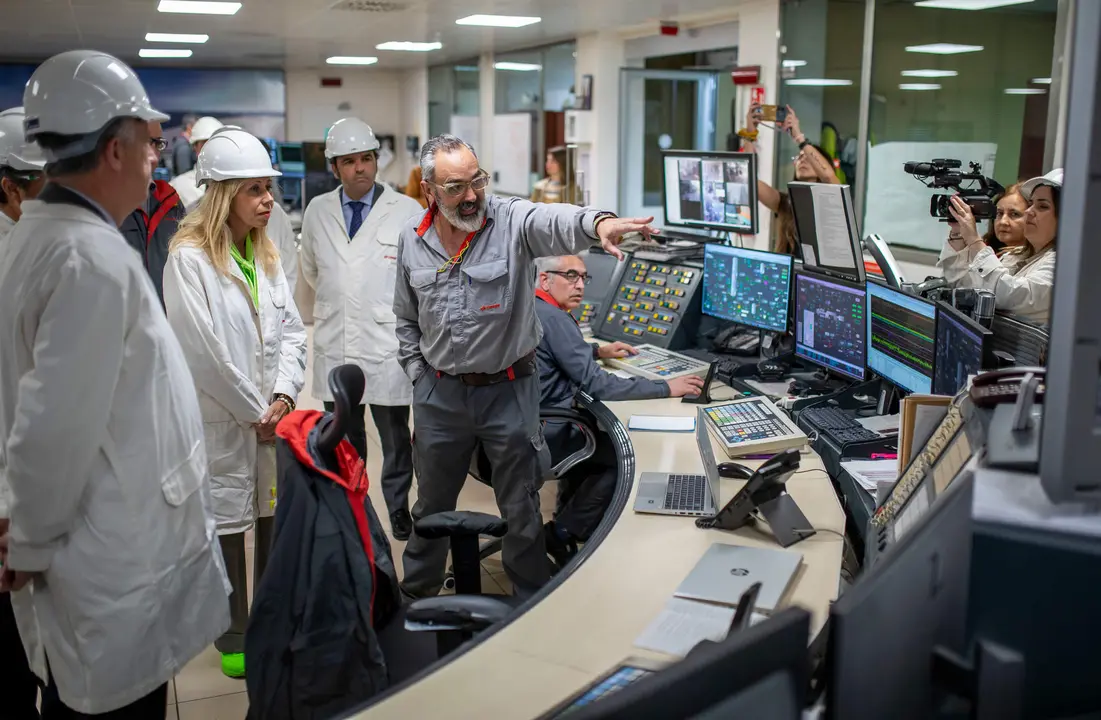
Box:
[969,367,1046,408]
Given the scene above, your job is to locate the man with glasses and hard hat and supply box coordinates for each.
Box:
[170,117,299,293]
[300,117,424,540]
[393,134,657,599]
[0,50,230,717]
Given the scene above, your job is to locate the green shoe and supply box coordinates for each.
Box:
[221,652,245,679]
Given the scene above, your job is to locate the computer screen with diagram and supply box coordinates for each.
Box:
[701,244,793,333]
[793,269,867,381]
[662,151,758,235]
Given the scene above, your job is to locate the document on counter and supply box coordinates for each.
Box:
[634,597,767,658]
[809,184,857,270]
[840,459,899,494]
[628,415,696,432]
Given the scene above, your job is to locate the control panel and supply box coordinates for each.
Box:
[702,397,808,458]
[593,258,703,350]
[574,251,628,335]
[604,344,710,381]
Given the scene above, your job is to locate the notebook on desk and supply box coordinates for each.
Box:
[674,543,802,614]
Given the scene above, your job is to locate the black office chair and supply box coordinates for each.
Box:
[321,366,515,671]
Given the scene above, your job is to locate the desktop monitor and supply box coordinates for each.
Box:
[662,150,758,235]
[701,244,793,333]
[933,302,993,396]
[278,142,303,165]
[558,607,811,720]
[866,282,936,395]
[793,268,867,381]
[827,472,974,720]
[788,182,866,283]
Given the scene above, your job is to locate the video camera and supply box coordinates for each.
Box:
[903,158,1005,222]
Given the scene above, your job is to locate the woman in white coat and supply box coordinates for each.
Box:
[164,128,307,679]
[938,169,1061,325]
[0,106,46,241]
[300,117,424,539]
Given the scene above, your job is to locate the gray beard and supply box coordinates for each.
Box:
[439,199,485,233]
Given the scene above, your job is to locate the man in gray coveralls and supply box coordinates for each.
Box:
[393,134,657,598]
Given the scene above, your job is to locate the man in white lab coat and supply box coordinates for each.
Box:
[172,117,299,293]
[300,117,424,540]
[0,50,229,716]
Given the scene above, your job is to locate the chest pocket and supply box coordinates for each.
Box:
[461,259,510,316]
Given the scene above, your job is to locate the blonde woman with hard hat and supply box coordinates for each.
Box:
[0,104,47,719]
[173,118,300,292]
[299,117,424,540]
[163,127,307,679]
[0,50,230,715]
[0,107,47,241]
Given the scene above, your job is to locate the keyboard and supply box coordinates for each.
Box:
[801,406,881,445]
[664,473,709,512]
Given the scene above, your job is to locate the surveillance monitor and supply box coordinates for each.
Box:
[662,150,758,235]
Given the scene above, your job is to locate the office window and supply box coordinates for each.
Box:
[427,60,480,141]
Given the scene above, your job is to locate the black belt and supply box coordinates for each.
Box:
[438,351,537,386]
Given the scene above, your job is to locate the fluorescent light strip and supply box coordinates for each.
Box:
[782,59,807,68]
[327,56,378,65]
[785,78,853,87]
[900,83,941,90]
[1031,77,1052,84]
[905,43,984,54]
[902,69,958,77]
[145,32,209,43]
[494,61,541,72]
[1005,88,1046,95]
[915,0,1034,9]
[139,48,194,58]
[157,1,241,15]
[455,14,541,28]
[376,41,442,52]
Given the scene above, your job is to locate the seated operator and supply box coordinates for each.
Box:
[534,253,704,565]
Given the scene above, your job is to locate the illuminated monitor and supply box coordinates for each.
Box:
[277,142,303,164]
[793,269,867,381]
[662,150,758,235]
[866,282,936,395]
[702,244,793,332]
[933,301,992,396]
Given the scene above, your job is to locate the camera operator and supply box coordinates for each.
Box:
[985,183,1029,255]
[739,103,839,255]
[937,169,1061,324]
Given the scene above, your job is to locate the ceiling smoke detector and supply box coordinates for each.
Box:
[329,0,407,11]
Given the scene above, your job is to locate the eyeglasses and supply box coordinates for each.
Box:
[151,138,168,153]
[547,270,591,285]
[432,170,490,198]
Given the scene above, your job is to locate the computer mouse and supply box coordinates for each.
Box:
[717,462,754,480]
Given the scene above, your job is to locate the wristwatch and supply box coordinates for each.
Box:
[272,393,296,412]
[591,211,617,239]
[591,343,601,361]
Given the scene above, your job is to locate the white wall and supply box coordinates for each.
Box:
[285,67,427,186]
[575,31,628,210]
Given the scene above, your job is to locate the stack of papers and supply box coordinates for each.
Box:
[840,459,898,494]
[634,597,766,657]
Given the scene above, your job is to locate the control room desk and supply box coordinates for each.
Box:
[356,389,846,719]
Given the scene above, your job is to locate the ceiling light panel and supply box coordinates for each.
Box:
[785,78,853,86]
[145,32,210,43]
[915,0,1034,9]
[139,48,194,58]
[455,14,541,28]
[782,59,807,68]
[1031,77,1053,84]
[900,83,941,90]
[902,69,958,77]
[157,1,241,14]
[905,43,984,54]
[494,61,542,72]
[376,41,442,52]
[327,56,379,65]
[1005,88,1046,95]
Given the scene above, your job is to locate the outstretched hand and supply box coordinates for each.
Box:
[596,216,660,260]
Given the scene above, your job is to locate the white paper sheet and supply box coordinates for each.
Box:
[856,413,900,433]
[809,185,857,269]
[628,415,696,432]
[840,459,899,493]
[635,597,767,658]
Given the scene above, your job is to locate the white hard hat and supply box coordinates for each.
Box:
[0,107,46,171]
[23,50,168,161]
[324,117,380,160]
[190,116,224,144]
[195,128,281,186]
[1020,168,1063,201]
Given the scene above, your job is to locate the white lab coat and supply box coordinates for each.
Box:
[0,199,230,714]
[171,172,299,294]
[0,210,14,241]
[301,183,423,405]
[938,241,1055,324]
[163,243,307,534]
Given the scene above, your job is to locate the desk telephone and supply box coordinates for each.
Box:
[974,367,1046,472]
[969,367,1045,408]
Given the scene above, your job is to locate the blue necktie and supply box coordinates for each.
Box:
[348,200,365,239]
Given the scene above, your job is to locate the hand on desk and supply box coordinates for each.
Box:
[598,342,639,360]
[667,375,706,398]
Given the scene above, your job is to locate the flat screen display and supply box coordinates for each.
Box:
[662,151,758,234]
[702,244,793,332]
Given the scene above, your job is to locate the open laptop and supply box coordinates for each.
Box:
[634,408,719,517]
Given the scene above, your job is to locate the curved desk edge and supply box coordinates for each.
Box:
[355,394,635,712]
